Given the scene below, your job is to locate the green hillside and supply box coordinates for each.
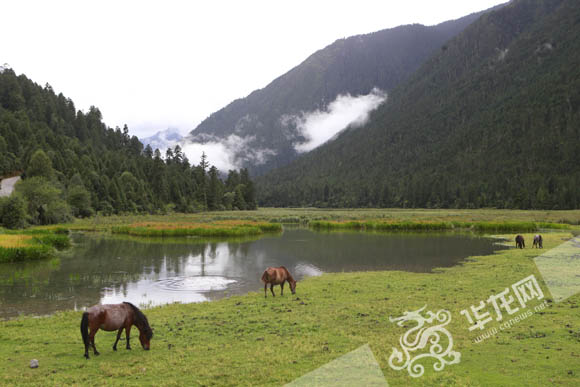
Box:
[189,9,492,174]
[0,69,256,228]
[258,0,580,210]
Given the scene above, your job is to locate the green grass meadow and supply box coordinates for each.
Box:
[1,227,579,385]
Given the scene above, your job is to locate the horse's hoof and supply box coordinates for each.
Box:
[113,347,117,351]
[84,355,89,359]
[94,351,100,356]
[126,347,132,350]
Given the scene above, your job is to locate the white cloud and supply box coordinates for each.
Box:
[291,88,387,153]
[182,141,237,171]
[181,134,276,172]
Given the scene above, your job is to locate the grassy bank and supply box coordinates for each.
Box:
[0,232,578,385]
[110,221,282,238]
[0,230,70,263]
[60,208,580,232]
[309,219,571,232]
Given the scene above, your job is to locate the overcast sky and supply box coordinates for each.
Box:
[2,0,506,138]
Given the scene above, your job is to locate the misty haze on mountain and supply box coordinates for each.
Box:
[288,88,387,153]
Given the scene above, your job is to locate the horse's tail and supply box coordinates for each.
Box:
[80,312,89,347]
[261,270,270,283]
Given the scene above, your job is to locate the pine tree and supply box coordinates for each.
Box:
[27,149,54,180]
[207,166,222,211]
[240,168,257,210]
[233,185,247,210]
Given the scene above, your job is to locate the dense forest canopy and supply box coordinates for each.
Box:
[0,68,256,228]
[258,0,580,210]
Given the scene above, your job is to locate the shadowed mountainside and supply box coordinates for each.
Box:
[187,8,497,174]
[258,0,580,209]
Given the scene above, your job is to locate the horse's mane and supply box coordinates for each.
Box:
[280,266,295,282]
[123,302,153,339]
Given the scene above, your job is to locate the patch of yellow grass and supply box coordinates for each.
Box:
[0,234,34,248]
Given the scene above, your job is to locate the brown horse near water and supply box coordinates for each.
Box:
[533,234,543,248]
[515,235,525,249]
[261,266,296,298]
[80,302,153,359]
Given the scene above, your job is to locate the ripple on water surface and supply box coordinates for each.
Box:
[100,275,238,306]
[294,263,323,277]
[154,276,237,292]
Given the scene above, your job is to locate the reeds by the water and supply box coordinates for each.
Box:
[0,230,71,263]
[0,244,55,263]
[309,220,453,231]
[308,220,570,232]
[33,234,71,250]
[111,222,282,238]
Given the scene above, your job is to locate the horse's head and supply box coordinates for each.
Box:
[289,279,297,295]
[139,326,153,350]
[131,306,153,350]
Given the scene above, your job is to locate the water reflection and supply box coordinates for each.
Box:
[0,229,505,319]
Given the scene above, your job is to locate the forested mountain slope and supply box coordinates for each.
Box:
[188,8,493,174]
[0,68,255,227]
[258,0,580,209]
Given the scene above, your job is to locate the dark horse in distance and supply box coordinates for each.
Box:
[80,302,153,359]
[515,235,525,249]
[533,234,543,248]
[261,266,297,298]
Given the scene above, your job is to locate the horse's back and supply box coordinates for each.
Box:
[262,267,286,284]
[86,303,130,331]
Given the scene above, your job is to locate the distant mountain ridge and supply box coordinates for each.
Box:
[187,7,498,175]
[258,0,580,210]
[140,128,183,152]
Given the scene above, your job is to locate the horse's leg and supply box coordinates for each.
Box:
[270,283,275,297]
[84,326,90,359]
[113,327,123,351]
[264,283,268,298]
[125,325,132,350]
[280,281,284,296]
[89,328,100,356]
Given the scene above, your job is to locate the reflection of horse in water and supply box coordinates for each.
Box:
[515,235,525,249]
[533,234,543,248]
[261,266,297,297]
[80,302,153,359]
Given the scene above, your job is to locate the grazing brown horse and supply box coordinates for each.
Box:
[80,302,153,359]
[533,234,543,248]
[261,266,296,298]
[515,235,525,249]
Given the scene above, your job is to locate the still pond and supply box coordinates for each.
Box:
[0,228,506,319]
